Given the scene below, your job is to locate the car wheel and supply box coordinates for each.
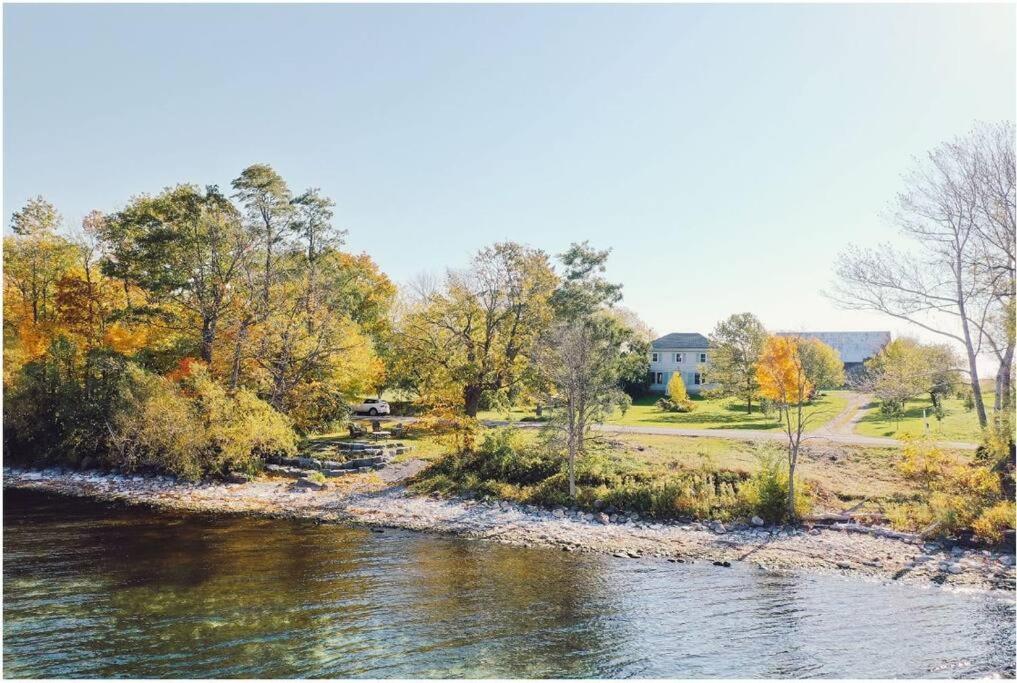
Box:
[369,408,378,416]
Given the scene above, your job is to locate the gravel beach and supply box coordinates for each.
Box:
[5,466,1014,593]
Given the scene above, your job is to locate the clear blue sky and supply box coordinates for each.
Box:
[4,3,1015,343]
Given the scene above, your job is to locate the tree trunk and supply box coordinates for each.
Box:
[747,393,753,415]
[463,385,483,418]
[568,441,577,498]
[200,315,216,365]
[962,336,988,427]
[229,320,250,391]
[956,259,988,427]
[787,444,798,522]
[995,346,1014,411]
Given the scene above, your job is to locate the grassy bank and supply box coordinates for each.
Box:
[405,425,940,524]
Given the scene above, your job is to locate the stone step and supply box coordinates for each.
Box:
[265,464,318,479]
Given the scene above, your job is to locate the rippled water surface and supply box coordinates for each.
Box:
[3,489,1015,678]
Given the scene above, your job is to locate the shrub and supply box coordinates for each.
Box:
[887,435,1007,539]
[736,450,812,523]
[972,501,1016,544]
[3,339,297,480]
[655,396,695,413]
[109,363,296,480]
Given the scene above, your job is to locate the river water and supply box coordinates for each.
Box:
[3,489,1014,678]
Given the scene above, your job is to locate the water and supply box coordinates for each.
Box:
[3,489,1014,678]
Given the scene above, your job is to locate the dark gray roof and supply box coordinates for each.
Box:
[652,332,710,350]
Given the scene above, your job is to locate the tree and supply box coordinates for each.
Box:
[100,185,253,365]
[228,164,296,388]
[863,338,961,421]
[666,371,689,401]
[10,196,62,237]
[707,313,767,413]
[756,335,842,520]
[4,197,77,325]
[863,338,931,410]
[549,241,622,320]
[799,337,846,391]
[534,317,631,497]
[398,242,558,417]
[830,121,1016,426]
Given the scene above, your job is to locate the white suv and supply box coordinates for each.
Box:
[353,398,390,416]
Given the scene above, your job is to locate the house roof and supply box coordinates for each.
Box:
[652,332,710,350]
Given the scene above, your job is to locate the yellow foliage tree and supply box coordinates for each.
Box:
[756,335,842,520]
[666,372,689,401]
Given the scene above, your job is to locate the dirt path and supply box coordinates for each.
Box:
[815,391,875,437]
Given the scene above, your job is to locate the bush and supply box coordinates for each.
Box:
[887,435,1007,539]
[972,501,1016,544]
[656,396,695,413]
[736,450,812,523]
[3,340,297,480]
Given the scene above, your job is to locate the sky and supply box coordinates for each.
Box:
[4,3,1015,348]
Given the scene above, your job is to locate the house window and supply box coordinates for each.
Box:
[673,352,684,363]
[699,353,708,363]
[694,372,704,385]
[651,352,658,362]
[655,372,663,385]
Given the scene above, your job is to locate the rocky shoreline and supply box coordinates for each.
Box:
[5,466,1015,593]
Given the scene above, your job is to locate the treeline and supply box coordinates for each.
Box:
[3,173,651,478]
[4,165,395,477]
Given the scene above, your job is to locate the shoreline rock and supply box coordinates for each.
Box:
[4,466,1014,593]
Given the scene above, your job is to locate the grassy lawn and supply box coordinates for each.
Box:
[853,392,990,444]
[481,391,850,433]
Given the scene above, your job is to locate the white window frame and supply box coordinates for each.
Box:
[651,352,658,362]
[673,352,684,363]
[655,372,663,385]
[699,352,708,363]
[694,372,704,385]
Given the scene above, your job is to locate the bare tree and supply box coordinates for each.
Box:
[830,121,1016,426]
[533,318,631,497]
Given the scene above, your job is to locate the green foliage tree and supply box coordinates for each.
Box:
[707,312,767,413]
[864,337,961,417]
[397,242,558,417]
[100,185,253,365]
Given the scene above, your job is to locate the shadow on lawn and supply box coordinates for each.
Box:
[629,414,781,430]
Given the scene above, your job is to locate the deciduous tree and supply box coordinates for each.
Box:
[756,335,843,520]
[707,312,767,413]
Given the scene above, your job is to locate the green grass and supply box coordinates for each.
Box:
[853,392,990,444]
[408,424,970,520]
[481,391,850,433]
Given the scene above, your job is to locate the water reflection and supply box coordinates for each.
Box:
[4,489,1015,678]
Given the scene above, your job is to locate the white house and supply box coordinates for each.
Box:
[648,332,713,394]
